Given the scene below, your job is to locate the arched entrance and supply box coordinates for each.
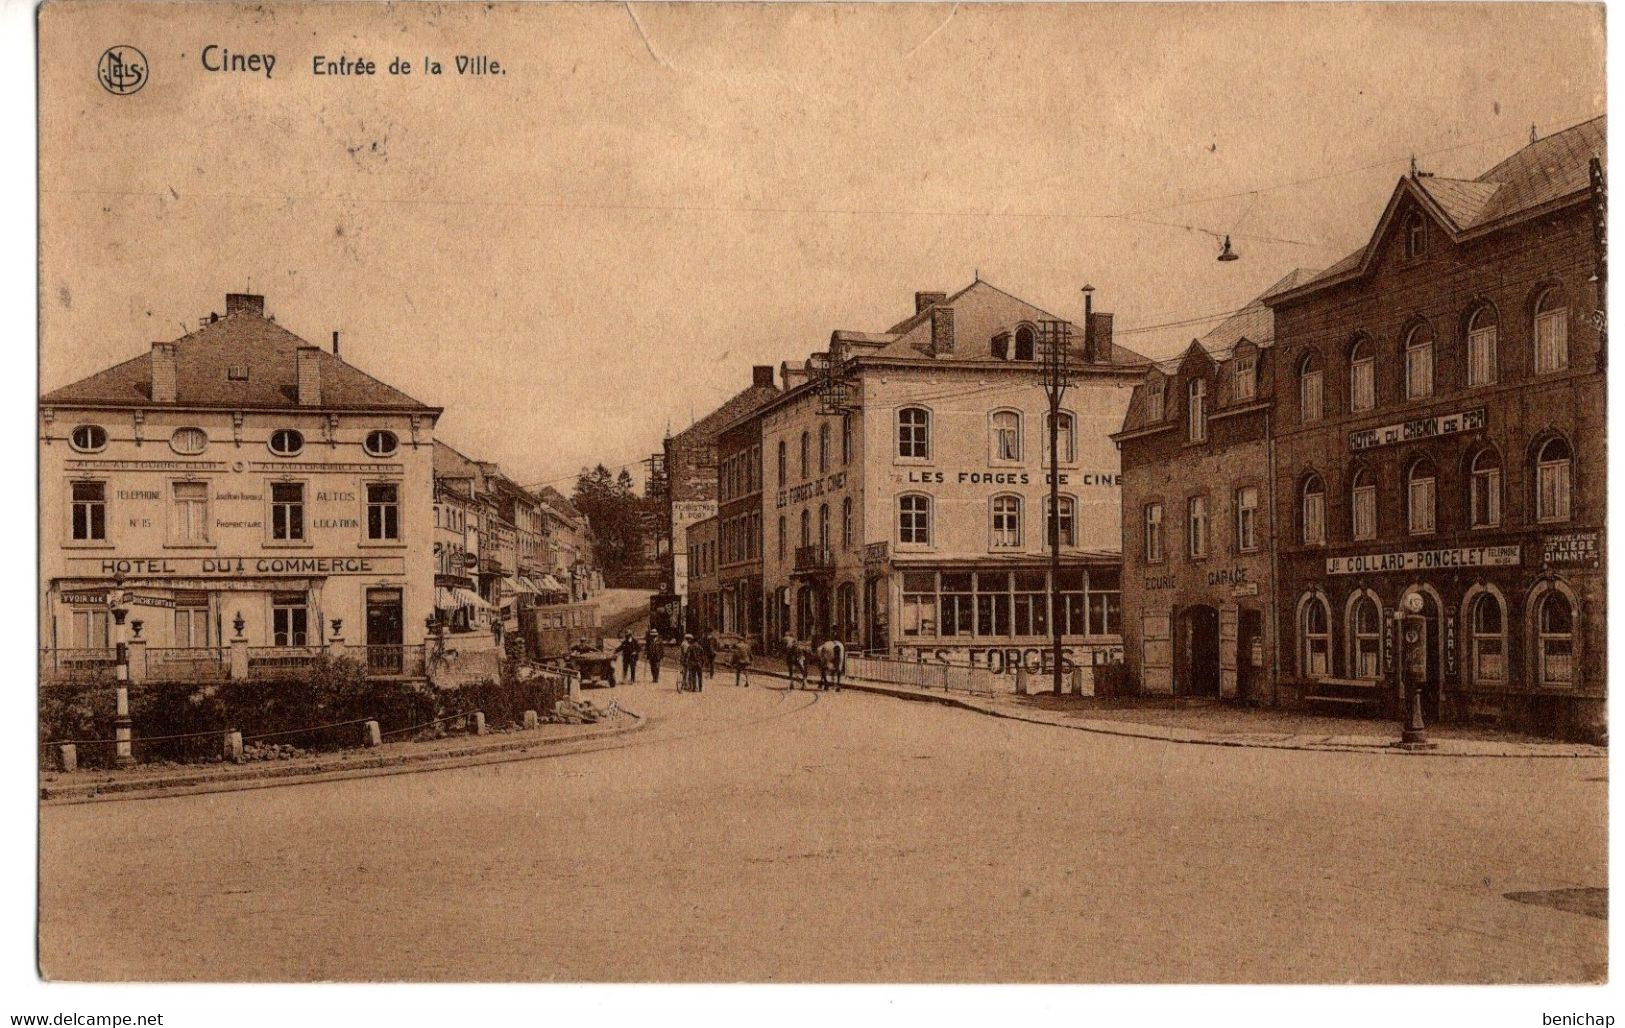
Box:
[1178,604,1221,697]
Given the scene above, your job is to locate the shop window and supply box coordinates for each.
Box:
[991,494,1023,548]
[70,481,107,541]
[1466,306,1498,387]
[1298,353,1323,423]
[1301,475,1325,545]
[1348,593,1382,680]
[1469,592,1506,685]
[272,594,310,647]
[1011,570,1048,637]
[1235,486,1258,552]
[1351,468,1377,541]
[898,494,931,546]
[1534,287,1569,373]
[1299,594,1330,679]
[1188,379,1207,443]
[991,410,1022,462]
[1535,436,1573,522]
[268,428,304,457]
[366,482,400,540]
[170,427,208,455]
[897,407,931,460]
[1536,590,1575,688]
[1144,502,1164,563]
[900,572,936,638]
[1045,411,1076,465]
[1469,447,1502,528]
[1407,460,1436,535]
[1056,569,1087,636]
[1087,568,1121,636]
[975,571,1012,638]
[1349,337,1375,412]
[1404,324,1434,400]
[1046,494,1076,547]
[69,425,107,453]
[938,572,974,637]
[169,481,210,543]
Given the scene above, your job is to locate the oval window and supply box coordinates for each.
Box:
[170,427,208,455]
[69,425,107,453]
[363,429,399,457]
[268,429,304,456]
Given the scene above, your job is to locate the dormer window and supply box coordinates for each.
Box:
[1187,379,1207,443]
[1014,325,1036,361]
[363,430,399,457]
[1405,212,1426,258]
[1145,378,1165,421]
[992,333,1010,360]
[1233,354,1256,402]
[268,428,305,457]
[69,425,107,453]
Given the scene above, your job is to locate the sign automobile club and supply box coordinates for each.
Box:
[1348,407,1486,451]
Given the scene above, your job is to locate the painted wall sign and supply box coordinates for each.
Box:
[1348,407,1486,452]
[1144,572,1175,590]
[1206,566,1250,588]
[1326,545,1520,575]
[894,643,1125,675]
[247,462,404,475]
[68,460,228,472]
[65,555,407,577]
[1542,531,1602,568]
[776,471,848,508]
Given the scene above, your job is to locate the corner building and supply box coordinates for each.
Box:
[1264,118,1606,739]
[40,293,440,667]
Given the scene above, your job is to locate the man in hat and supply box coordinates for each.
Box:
[616,632,641,683]
[644,628,664,683]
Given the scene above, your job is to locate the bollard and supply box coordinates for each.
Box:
[471,711,486,736]
[362,720,382,748]
[223,730,243,763]
[58,743,77,773]
[1070,667,1083,696]
[1015,667,1029,695]
[523,709,538,730]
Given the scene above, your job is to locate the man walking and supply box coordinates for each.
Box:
[645,630,664,683]
[616,632,641,683]
[730,637,753,687]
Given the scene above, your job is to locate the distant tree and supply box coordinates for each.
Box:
[572,464,647,582]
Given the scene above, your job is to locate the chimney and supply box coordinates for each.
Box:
[225,293,265,318]
[150,342,177,403]
[915,291,947,314]
[332,331,341,357]
[1086,311,1114,365]
[930,306,955,356]
[296,345,323,406]
[752,365,775,389]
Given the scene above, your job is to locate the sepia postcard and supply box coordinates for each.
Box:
[29,0,1610,1011]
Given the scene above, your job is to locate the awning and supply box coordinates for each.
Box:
[437,586,497,612]
[500,576,535,597]
[536,574,566,592]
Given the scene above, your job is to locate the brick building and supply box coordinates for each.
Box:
[1263,117,1605,739]
[1114,271,1313,701]
[713,406,766,641]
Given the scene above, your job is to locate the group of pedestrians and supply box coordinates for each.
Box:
[615,628,755,692]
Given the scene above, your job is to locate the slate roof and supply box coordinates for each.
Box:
[669,381,782,447]
[1198,268,1318,352]
[41,304,438,411]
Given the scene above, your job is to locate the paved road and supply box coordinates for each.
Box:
[40,676,1606,983]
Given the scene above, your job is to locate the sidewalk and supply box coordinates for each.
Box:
[758,661,1604,758]
[40,702,646,804]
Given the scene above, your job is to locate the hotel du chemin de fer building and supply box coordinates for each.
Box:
[40,293,440,674]
[1115,116,1606,740]
[687,278,1148,678]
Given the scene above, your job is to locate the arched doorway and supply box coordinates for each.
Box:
[1178,604,1221,696]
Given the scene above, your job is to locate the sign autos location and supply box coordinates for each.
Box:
[1326,545,1520,576]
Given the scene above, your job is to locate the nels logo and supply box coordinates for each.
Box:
[97,45,148,95]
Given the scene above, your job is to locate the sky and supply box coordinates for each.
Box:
[38,2,1605,494]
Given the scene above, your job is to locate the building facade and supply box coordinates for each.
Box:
[41,293,440,671]
[714,409,766,640]
[758,280,1145,680]
[1264,117,1606,739]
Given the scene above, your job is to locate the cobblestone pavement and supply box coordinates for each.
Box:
[39,676,1606,983]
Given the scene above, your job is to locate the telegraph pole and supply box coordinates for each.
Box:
[1038,313,1079,696]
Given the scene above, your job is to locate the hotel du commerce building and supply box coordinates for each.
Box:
[747,278,1147,677]
[40,292,441,672]
[1265,117,1606,740]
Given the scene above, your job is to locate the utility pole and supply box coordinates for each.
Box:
[1038,309,1081,696]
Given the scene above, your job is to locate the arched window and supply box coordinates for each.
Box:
[1351,467,1377,541]
[777,440,787,487]
[818,503,830,550]
[898,494,931,545]
[799,431,810,478]
[1536,590,1575,688]
[1300,474,1325,545]
[1014,325,1036,362]
[1407,458,1437,534]
[1188,378,1208,443]
[1299,593,1331,678]
[990,494,1023,548]
[818,423,830,473]
[1466,305,1498,387]
[1469,446,1502,528]
[1535,436,1573,522]
[268,428,304,456]
[170,427,208,456]
[1469,591,1506,685]
[1299,352,1324,423]
[991,410,1021,462]
[1348,593,1382,680]
[1534,286,1569,373]
[897,407,931,459]
[1349,337,1375,412]
[1404,324,1434,400]
[1045,411,1076,465]
[1405,212,1426,258]
[777,515,786,560]
[69,424,108,453]
[1045,495,1077,547]
[799,508,811,548]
